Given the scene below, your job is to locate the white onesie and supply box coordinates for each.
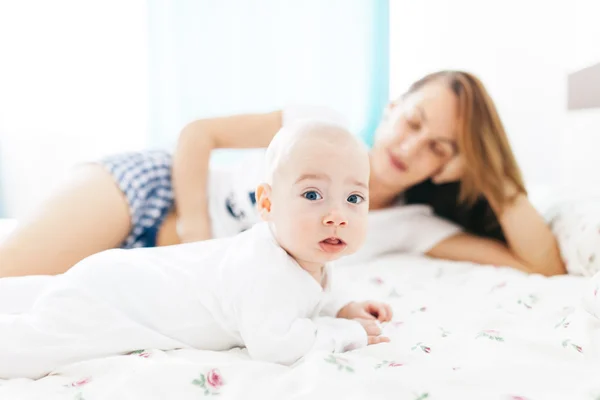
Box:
[0,222,366,379]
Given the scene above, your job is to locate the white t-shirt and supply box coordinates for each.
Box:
[205,106,461,259]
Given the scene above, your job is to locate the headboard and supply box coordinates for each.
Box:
[567,62,600,110]
[561,61,600,197]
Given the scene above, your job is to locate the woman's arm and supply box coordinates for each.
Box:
[172,111,282,242]
[428,190,566,277]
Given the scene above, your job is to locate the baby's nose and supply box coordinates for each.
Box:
[322,209,347,227]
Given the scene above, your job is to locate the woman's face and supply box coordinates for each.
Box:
[370,80,461,192]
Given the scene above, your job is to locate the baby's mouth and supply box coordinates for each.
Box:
[319,237,347,254]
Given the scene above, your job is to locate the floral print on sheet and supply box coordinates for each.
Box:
[476,330,505,342]
[561,339,583,354]
[192,368,224,396]
[324,354,355,373]
[1,251,599,399]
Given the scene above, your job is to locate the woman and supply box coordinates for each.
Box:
[0,70,566,277]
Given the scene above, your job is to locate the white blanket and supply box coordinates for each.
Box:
[1,253,598,399]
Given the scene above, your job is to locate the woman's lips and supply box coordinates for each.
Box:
[388,151,408,172]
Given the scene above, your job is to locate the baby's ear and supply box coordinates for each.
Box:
[256,183,272,220]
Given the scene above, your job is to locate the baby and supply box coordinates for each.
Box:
[0,121,392,379]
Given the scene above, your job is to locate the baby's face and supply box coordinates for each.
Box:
[263,133,369,270]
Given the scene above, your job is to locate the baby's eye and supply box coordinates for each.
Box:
[347,194,365,204]
[303,191,322,201]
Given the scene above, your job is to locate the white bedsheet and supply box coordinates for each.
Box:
[0,253,598,399]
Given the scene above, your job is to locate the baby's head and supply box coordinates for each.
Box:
[256,120,370,271]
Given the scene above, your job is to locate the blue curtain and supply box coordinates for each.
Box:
[147,0,389,155]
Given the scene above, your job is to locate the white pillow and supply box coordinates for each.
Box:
[546,199,600,276]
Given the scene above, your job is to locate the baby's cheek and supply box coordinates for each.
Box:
[282,213,313,244]
[352,218,369,247]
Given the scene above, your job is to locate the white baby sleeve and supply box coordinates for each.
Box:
[234,272,366,365]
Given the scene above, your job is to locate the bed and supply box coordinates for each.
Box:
[2,64,600,400]
[0,249,597,399]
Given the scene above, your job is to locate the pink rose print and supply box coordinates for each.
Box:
[554,316,570,329]
[509,396,529,400]
[207,369,224,389]
[561,339,583,354]
[192,368,225,395]
[411,342,431,353]
[128,349,151,358]
[490,281,507,292]
[372,277,385,285]
[65,377,92,388]
[72,378,91,387]
[375,360,403,369]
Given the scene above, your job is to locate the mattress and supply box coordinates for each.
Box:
[0,251,597,399]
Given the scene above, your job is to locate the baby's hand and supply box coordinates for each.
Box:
[354,318,390,345]
[337,301,393,322]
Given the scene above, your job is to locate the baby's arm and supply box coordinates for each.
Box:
[320,292,392,345]
[234,280,368,365]
[319,269,393,322]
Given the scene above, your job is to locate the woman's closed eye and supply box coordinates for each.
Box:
[406,118,420,131]
[429,141,453,159]
[302,190,322,201]
[347,194,365,204]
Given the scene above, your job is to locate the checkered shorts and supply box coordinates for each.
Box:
[98,150,174,248]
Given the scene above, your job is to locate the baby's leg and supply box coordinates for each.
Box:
[0,278,186,379]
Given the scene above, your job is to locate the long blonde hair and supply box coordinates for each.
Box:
[405,71,526,241]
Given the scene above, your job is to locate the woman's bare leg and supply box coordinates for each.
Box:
[0,165,131,277]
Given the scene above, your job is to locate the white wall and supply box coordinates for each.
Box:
[389,0,600,195]
[0,0,149,218]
